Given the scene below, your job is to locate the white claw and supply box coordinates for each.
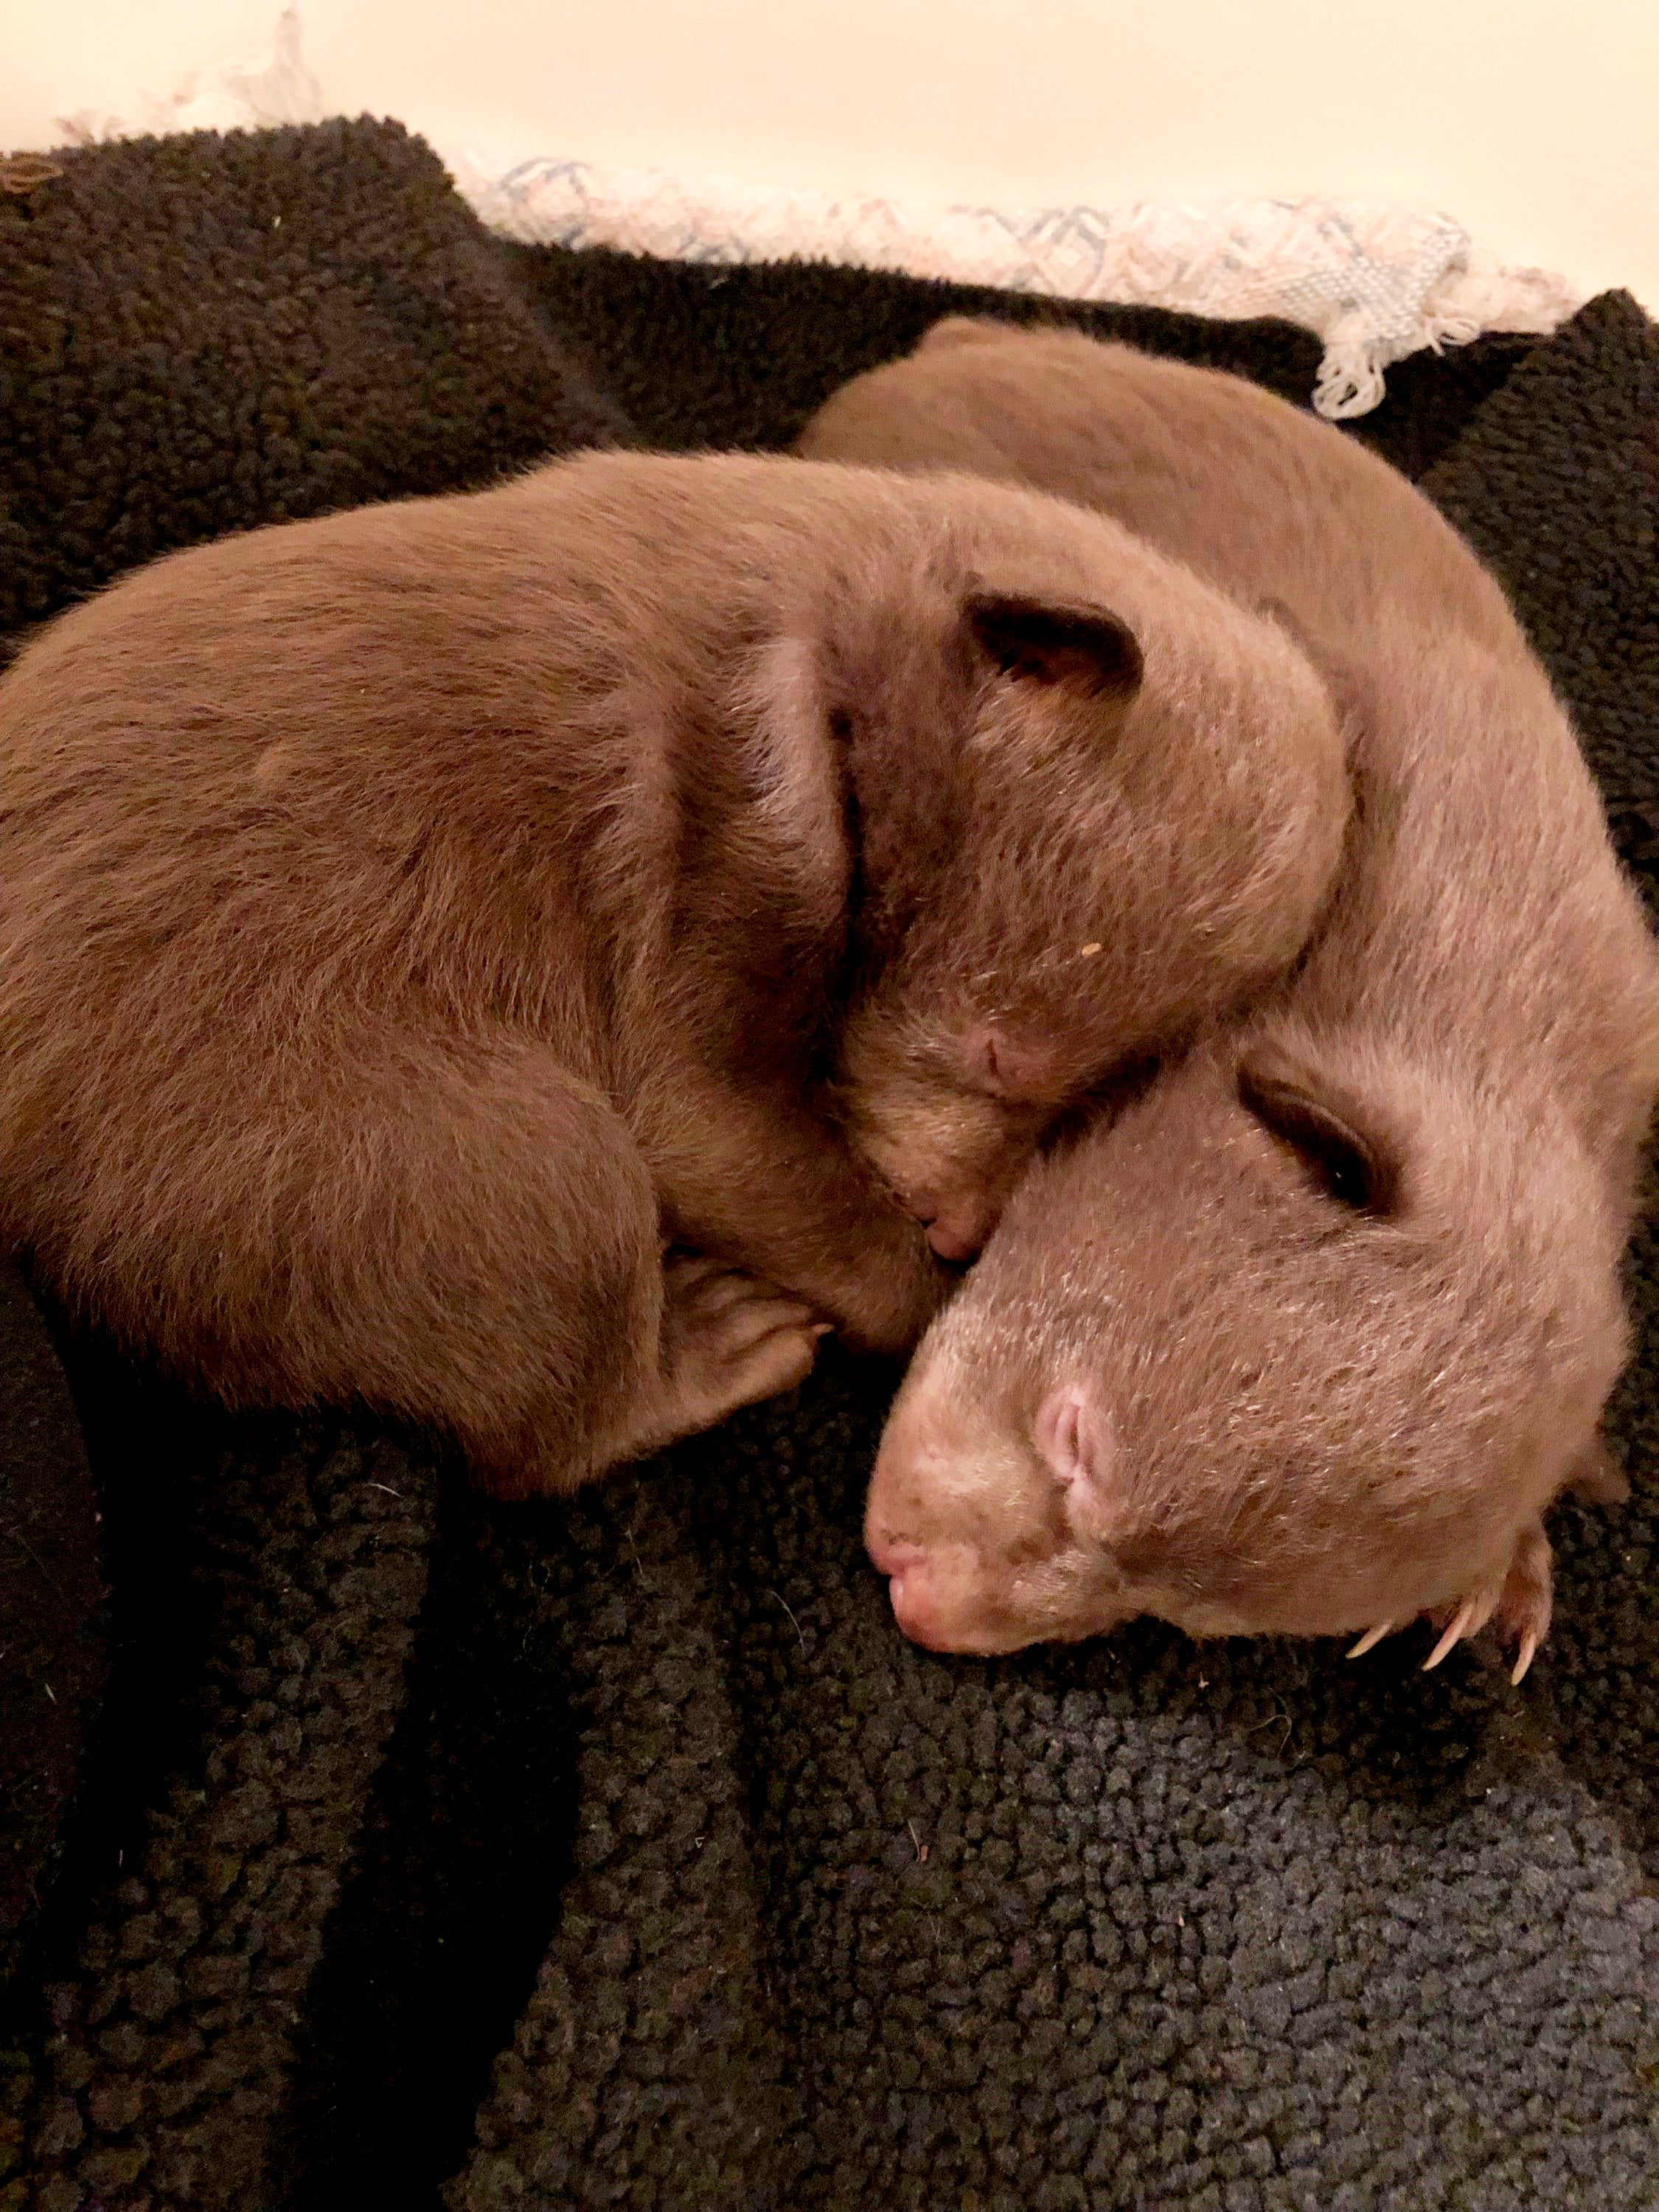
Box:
[1422,1599,1478,1672]
[1346,1620,1394,1659]
[1511,1630,1540,1686]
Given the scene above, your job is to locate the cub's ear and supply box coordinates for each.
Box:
[966,591,1144,702]
[918,314,1009,355]
[1034,1383,1120,1542]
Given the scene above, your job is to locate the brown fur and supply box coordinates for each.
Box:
[0,445,1346,1495]
[807,321,1659,1661]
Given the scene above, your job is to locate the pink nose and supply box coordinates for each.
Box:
[924,1219,980,1262]
[866,1529,925,1579]
[885,1564,948,1649]
[866,1534,950,1649]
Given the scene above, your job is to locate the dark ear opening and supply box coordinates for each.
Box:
[1237,1054,1400,1217]
[966,591,1144,700]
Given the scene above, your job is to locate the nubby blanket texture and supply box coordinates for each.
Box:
[0,117,1654,2212]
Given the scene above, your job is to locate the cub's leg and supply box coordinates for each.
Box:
[21,1025,827,1498]
[639,1075,952,1358]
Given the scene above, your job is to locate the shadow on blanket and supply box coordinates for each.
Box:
[0,116,1653,2212]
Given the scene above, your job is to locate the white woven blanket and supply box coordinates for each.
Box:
[56,6,1584,422]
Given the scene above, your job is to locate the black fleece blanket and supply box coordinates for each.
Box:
[0,120,1654,2212]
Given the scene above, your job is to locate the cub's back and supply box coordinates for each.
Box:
[799,318,1518,653]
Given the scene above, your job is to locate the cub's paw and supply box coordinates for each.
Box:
[1346,1520,1554,1686]
[660,1254,830,1433]
[1486,1519,1554,1686]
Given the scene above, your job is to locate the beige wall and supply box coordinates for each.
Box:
[5,1,1655,310]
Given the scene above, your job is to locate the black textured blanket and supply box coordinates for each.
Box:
[0,120,1655,2212]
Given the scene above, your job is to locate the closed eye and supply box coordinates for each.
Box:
[1237,1065,1399,1217]
[826,705,872,992]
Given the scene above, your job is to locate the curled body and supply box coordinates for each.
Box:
[803,321,1659,1666]
[0,445,1345,1495]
